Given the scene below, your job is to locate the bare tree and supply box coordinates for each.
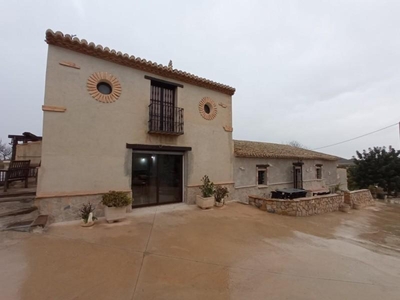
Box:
[0,139,12,160]
[287,140,308,149]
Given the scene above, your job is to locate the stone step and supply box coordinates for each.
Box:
[0,207,39,230]
[0,196,35,211]
[3,214,49,232]
[0,203,35,215]
[0,195,36,203]
[0,196,36,215]
[3,220,33,232]
[0,190,36,199]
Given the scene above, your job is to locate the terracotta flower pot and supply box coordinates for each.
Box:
[104,206,128,223]
[81,220,95,227]
[196,195,215,209]
[339,204,350,213]
[215,200,224,207]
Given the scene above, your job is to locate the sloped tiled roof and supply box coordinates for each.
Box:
[234,140,338,161]
[45,29,235,96]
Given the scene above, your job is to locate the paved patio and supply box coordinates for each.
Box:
[0,201,399,300]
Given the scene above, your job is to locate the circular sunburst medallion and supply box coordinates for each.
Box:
[199,97,217,120]
[87,72,122,103]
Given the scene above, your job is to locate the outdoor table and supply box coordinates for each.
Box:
[271,188,307,200]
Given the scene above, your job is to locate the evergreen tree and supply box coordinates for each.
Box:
[348,146,400,196]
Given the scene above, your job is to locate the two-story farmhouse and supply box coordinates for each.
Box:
[36,30,235,221]
[35,30,339,222]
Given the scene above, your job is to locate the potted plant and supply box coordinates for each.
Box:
[79,202,97,227]
[196,175,215,209]
[101,191,132,223]
[214,185,229,207]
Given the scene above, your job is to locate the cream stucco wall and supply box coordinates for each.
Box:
[38,45,233,200]
[337,168,348,191]
[16,141,42,165]
[233,157,338,202]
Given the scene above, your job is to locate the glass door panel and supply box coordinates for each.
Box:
[132,152,182,207]
[132,153,157,207]
[158,154,182,204]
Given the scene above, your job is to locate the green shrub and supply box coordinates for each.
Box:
[334,183,341,193]
[214,185,229,203]
[102,191,132,207]
[368,185,377,198]
[199,175,215,198]
[377,192,386,200]
[79,202,97,223]
[376,187,385,199]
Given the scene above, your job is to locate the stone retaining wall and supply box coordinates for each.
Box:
[35,194,105,223]
[34,193,134,223]
[248,194,343,217]
[344,189,374,209]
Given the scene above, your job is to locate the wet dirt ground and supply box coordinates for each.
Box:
[0,201,399,300]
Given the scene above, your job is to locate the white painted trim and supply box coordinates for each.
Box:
[235,184,257,189]
[267,181,293,186]
[187,181,234,187]
[303,179,323,183]
[131,150,184,156]
[182,155,185,203]
[257,185,269,189]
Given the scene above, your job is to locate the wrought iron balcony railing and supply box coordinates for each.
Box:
[148,100,184,135]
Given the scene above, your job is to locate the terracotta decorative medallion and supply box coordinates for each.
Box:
[87,72,122,103]
[199,97,217,120]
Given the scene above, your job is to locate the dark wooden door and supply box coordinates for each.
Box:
[293,166,303,189]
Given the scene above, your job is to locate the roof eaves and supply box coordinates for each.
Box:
[233,140,338,161]
[45,29,236,96]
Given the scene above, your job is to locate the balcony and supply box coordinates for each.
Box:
[148,100,184,135]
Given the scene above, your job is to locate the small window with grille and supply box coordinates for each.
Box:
[316,165,322,179]
[256,164,269,186]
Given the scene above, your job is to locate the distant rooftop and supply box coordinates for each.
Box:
[45,29,235,96]
[337,157,355,166]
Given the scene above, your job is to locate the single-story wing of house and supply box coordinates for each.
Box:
[233,140,339,202]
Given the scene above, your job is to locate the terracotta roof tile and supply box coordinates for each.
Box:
[45,29,236,96]
[234,140,338,161]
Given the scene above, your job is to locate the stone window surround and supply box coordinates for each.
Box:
[315,164,323,180]
[256,164,269,187]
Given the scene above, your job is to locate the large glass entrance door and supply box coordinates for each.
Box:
[131,152,182,207]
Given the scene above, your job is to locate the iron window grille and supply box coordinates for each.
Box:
[148,82,184,135]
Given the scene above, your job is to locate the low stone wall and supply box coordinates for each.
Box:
[248,194,344,217]
[35,194,104,223]
[344,189,374,209]
[35,193,132,223]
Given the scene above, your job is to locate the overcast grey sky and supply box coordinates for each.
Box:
[1,0,399,158]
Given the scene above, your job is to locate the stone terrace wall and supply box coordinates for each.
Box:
[344,189,374,209]
[249,194,343,217]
